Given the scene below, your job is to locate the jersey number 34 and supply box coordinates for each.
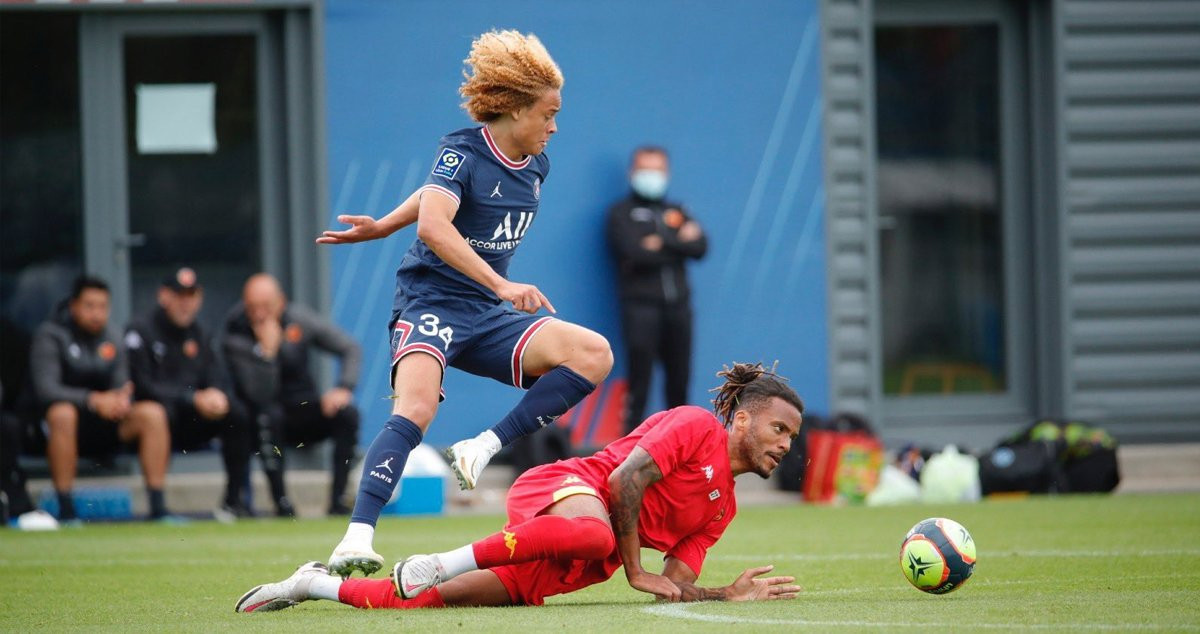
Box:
[418,313,454,350]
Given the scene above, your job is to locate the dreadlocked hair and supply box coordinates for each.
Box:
[459,30,563,122]
[710,362,805,428]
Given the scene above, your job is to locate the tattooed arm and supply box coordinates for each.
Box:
[607,446,682,601]
[663,557,802,602]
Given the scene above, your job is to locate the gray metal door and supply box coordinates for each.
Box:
[872,0,1034,439]
[79,12,288,332]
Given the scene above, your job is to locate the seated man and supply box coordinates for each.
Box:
[222,273,361,517]
[236,362,803,612]
[125,268,252,518]
[29,276,173,522]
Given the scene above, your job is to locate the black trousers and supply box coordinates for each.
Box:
[620,300,693,433]
[168,398,253,509]
[0,410,34,519]
[243,398,359,510]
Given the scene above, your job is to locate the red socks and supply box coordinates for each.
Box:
[336,515,615,610]
[339,578,445,610]
[471,515,615,569]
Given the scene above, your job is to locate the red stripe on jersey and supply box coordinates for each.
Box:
[419,184,461,206]
[511,317,553,388]
[391,321,414,362]
[393,342,447,371]
[481,126,531,170]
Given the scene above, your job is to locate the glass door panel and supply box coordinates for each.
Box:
[123,34,262,330]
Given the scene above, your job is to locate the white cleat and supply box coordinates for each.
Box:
[392,554,445,599]
[235,561,328,613]
[328,543,385,579]
[447,437,493,491]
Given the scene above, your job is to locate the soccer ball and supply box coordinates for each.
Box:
[899,517,976,594]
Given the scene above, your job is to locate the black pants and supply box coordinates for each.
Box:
[1,410,34,519]
[245,398,359,510]
[620,300,693,433]
[168,399,253,509]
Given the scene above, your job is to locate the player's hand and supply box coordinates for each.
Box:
[496,281,556,314]
[677,221,702,242]
[252,318,283,359]
[724,565,802,602]
[320,387,353,417]
[90,384,132,421]
[640,234,664,252]
[627,570,683,602]
[316,215,382,244]
[193,388,229,420]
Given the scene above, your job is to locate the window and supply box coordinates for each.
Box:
[876,24,1005,395]
[872,0,1033,422]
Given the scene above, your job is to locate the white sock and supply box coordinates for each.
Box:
[438,544,479,580]
[341,521,375,546]
[476,430,502,456]
[308,574,343,602]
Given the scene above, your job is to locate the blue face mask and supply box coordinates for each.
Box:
[630,169,669,201]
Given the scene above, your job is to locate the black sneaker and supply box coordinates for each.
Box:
[275,497,297,518]
[214,501,255,523]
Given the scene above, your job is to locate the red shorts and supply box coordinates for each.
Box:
[491,462,621,606]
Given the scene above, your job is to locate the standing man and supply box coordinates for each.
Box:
[607,147,707,433]
[222,273,361,517]
[29,276,174,522]
[125,267,253,518]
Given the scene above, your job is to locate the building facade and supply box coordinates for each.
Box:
[1,0,1195,449]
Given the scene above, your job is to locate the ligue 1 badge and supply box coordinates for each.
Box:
[433,148,466,179]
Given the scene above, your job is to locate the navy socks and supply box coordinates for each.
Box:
[349,415,423,527]
[490,366,596,446]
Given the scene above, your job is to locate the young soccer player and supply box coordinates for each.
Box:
[316,30,612,577]
[236,363,804,612]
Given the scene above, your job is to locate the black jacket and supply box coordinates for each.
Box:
[29,310,127,410]
[222,303,361,409]
[606,193,707,305]
[126,308,228,410]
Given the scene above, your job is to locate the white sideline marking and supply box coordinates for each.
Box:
[643,603,1200,630]
[797,572,1198,597]
[712,548,1200,562]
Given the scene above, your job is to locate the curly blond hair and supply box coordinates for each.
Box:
[459,30,563,122]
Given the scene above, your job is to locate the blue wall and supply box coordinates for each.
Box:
[325,0,828,446]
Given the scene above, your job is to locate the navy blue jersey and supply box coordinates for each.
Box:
[395,126,550,304]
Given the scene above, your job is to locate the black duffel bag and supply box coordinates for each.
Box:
[979,419,1120,495]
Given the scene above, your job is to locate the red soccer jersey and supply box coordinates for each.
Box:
[554,405,737,576]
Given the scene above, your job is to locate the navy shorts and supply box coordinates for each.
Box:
[389,290,555,397]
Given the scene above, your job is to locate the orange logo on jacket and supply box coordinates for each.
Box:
[183,339,199,358]
[285,324,303,343]
[663,208,685,229]
[98,342,117,361]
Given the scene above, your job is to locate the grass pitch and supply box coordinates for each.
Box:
[2,493,1197,632]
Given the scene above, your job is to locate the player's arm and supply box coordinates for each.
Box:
[316,190,420,244]
[606,203,673,266]
[607,447,682,602]
[662,208,707,259]
[663,557,801,602]
[124,328,189,409]
[416,191,555,314]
